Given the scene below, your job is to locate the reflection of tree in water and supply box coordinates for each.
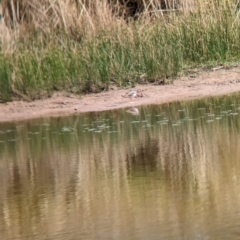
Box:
[126,139,159,176]
[10,164,21,195]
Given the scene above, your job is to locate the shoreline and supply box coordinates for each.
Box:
[0,66,240,123]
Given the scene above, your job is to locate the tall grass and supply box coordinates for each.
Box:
[0,0,240,102]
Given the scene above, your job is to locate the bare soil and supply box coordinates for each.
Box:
[0,66,240,123]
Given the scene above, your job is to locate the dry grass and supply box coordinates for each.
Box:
[0,0,201,33]
[1,0,239,44]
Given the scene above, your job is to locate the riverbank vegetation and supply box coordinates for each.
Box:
[0,0,240,102]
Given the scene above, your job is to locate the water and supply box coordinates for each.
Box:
[1,94,240,239]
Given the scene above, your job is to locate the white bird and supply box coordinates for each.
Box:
[127,89,137,98]
[122,88,144,98]
[122,89,138,98]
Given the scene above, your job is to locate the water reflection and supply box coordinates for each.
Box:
[1,94,240,239]
[126,107,139,116]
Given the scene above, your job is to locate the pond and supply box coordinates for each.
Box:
[1,94,240,240]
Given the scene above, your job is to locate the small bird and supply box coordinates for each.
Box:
[127,89,137,98]
[122,89,138,98]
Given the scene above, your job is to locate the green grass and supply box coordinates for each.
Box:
[0,6,240,102]
[0,54,12,101]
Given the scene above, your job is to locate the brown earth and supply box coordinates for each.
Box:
[0,65,240,123]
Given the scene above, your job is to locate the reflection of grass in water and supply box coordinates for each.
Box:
[1,93,240,162]
[1,94,240,238]
[1,102,238,190]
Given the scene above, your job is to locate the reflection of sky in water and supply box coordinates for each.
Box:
[0,93,240,239]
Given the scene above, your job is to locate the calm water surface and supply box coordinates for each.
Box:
[1,94,240,239]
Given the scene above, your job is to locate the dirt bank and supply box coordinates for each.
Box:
[0,66,240,123]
